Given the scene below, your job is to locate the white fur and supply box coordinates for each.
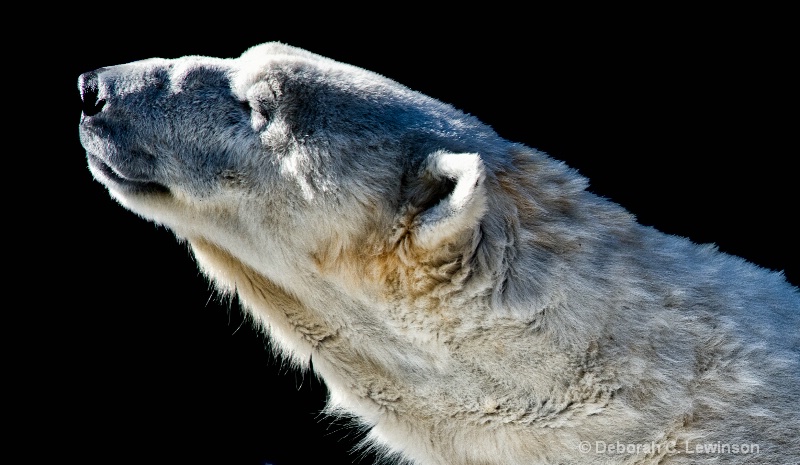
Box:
[79,42,800,464]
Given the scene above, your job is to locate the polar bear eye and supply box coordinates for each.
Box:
[239,100,252,112]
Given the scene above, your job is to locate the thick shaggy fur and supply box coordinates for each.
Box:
[78,42,799,464]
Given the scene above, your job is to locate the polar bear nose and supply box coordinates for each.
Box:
[78,69,106,117]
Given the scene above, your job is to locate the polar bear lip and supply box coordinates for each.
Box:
[87,153,169,195]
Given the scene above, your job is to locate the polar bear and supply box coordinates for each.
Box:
[78,42,799,464]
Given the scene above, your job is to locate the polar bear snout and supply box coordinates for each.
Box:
[78,66,173,196]
[78,69,106,117]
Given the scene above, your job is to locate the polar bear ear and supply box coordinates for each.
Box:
[403,151,488,250]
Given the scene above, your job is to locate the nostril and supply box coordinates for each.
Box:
[78,69,107,117]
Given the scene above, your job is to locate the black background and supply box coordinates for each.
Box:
[23,7,797,465]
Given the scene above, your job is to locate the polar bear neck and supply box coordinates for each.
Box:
[186,234,627,464]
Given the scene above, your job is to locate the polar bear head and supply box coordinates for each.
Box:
[78,43,504,300]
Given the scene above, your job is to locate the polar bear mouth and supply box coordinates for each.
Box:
[87,152,169,195]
